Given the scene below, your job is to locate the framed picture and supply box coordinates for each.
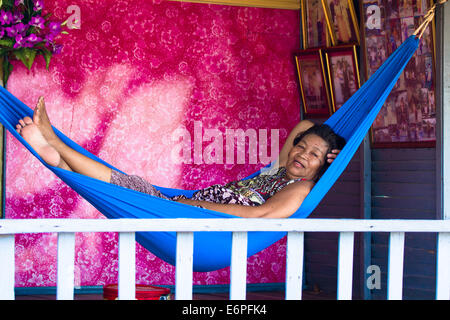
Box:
[301,0,330,49]
[295,49,331,117]
[360,0,436,148]
[324,45,360,112]
[321,0,360,46]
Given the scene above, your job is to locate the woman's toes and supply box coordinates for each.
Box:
[19,119,25,127]
[23,116,33,125]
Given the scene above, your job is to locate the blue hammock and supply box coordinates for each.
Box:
[0,36,419,272]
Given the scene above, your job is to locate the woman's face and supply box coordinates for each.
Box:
[285,134,329,181]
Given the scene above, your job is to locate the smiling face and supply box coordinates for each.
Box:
[285,133,329,181]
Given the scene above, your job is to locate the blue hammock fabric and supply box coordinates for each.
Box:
[0,36,419,272]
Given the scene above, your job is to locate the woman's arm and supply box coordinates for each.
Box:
[258,180,314,218]
[177,179,314,219]
[176,198,264,218]
[275,120,315,168]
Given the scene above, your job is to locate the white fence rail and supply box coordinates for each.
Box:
[0,218,449,300]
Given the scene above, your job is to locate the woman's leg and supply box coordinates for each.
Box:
[17,97,112,183]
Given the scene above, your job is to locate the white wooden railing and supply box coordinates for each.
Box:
[0,218,449,300]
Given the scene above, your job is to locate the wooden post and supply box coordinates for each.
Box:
[442,0,450,221]
[118,232,136,300]
[0,234,15,300]
[436,232,450,299]
[285,231,304,300]
[337,232,355,300]
[387,232,405,300]
[436,0,450,221]
[230,232,248,300]
[361,134,372,300]
[175,232,194,300]
[56,233,75,300]
[0,57,5,219]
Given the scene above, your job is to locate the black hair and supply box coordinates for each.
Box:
[292,124,346,181]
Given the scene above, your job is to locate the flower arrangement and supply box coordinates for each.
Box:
[0,0,67,87]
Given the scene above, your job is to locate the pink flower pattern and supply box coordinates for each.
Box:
[6,0,300,288]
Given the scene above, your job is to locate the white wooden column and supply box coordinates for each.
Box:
[285,231,304,300]
[436,232,450,300]
[435,0,450,302]
[387,232,405,300]
[118,232,136,300]
[0,234,15,300]
[230,232,248,300]
[57,232,76,300]
[175,232,194,300]
[337,232,355,300]
[437,2,450,300]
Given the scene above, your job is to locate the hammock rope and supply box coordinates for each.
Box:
[413,0,446,39]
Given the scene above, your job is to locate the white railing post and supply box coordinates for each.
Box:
[285,231,304,300]
[0,234,15,300]
[57,232,76,300]
[118,232,136,300]
[436,232,450,300]
[176,232,194,300]
[337,232,354,300]
[230,231,248,300]
[387,232,405,300]
[0,218,449,301]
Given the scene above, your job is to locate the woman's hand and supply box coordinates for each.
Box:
[327,149,341,163]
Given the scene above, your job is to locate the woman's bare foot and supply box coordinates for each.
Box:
[16,116,61,167]
[32,96,59,145]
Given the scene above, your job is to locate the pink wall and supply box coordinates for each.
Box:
[6,0,301,287]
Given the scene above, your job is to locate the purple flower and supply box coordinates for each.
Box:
[15,0,25,5]
[48,22,61,34]
[44,22,61,42]
[30,16,45,29]
[13,34,25,48]
[52,43,62,54]
[33,0,44,11]
[0,10,13,25]
[25,33,42,43]
[6,23,28,37]
[0,28,4,39]
[12,12,24,24]
[5,27,16,38]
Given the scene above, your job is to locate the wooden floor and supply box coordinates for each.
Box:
[15,290,335,300]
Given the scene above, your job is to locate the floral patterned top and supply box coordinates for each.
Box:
[111,167,304,207]
[222,166,304,205]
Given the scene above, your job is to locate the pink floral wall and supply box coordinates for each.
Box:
[5,0,301,288]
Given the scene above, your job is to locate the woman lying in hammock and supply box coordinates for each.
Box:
[16,97,346,219]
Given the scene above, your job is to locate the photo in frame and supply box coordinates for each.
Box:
[324,45,360,112]
[301,0,330,49]
[360,0,436,148]
[295,49,331,117]
[321,0,360,46]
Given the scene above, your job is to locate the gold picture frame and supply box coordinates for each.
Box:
[301,0,330,49]
[295,48,332,117]
[324,45,360,113]
[321,0,360,46]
